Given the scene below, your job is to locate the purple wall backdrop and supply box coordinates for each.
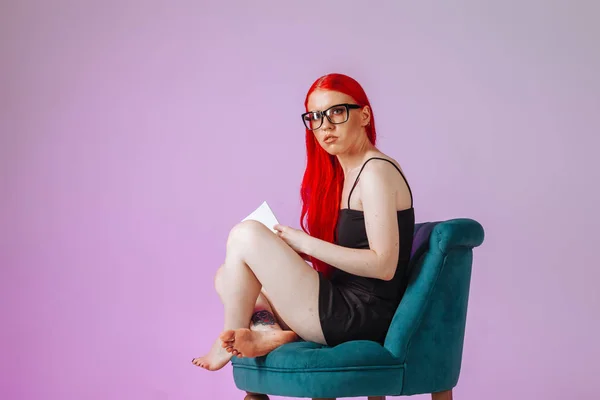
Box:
[2,1,599,399]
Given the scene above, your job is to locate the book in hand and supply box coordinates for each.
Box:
[242,201,279,233]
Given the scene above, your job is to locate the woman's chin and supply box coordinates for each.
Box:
[320,144,343,155]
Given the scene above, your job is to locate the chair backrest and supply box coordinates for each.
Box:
[383,218,484,395]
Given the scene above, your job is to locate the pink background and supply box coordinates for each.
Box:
[2,1,599,399]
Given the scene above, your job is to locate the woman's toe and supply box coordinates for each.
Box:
[219,330,236,343]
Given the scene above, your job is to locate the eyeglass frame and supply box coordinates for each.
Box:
[301,103,362,131]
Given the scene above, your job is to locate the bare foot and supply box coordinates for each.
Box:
[219,328,298,358]
[192,338,232,371]
[220,330,243,357]
[218,309,285,358]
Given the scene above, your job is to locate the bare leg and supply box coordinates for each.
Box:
[191,264,237,370]
[193,221,324,369]
[219,248,299,358]
[235,293,289,400]
[257,289,291,331]
[251,292,282,331]
[191,271,285,366]
[225,292,290,358]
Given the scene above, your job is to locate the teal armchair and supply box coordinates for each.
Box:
[231,218,485,400]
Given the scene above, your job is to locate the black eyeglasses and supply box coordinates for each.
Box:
[301,103,362,130]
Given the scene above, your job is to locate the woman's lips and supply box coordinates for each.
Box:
[324,135,338,144]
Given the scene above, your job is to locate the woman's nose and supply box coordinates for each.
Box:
[320,117,334,130]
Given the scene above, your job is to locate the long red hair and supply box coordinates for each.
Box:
[300,73,377,278]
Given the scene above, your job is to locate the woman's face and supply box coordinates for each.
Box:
[305,90,370,155]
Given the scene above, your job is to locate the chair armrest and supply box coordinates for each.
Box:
[433,218,484,254]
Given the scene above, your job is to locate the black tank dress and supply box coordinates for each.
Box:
[318,157,415,346]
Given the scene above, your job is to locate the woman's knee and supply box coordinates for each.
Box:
[226,220,269,253]
[214,264,226,294]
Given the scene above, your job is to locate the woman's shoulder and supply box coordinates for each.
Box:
[360,152,413,209]
[361,152,405,177]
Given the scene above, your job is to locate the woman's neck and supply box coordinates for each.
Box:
[337,139,378,177]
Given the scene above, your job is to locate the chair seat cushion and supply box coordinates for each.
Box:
[231,340,405,398]
[232,340,400,370]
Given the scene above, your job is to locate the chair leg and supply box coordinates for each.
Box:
[431,389,453,400]
[368,397,386,400]
[244,392,269,400]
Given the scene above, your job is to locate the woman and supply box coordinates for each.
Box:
[192,73,414,371]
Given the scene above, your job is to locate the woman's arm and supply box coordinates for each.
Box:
[305,161,402,280]
[276,160,407,281]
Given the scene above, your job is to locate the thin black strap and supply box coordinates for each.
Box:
[347,157,414,209]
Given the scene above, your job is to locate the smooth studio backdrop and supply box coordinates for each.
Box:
[1,1,599,399]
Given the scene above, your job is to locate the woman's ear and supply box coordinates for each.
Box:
[361,105,372,127]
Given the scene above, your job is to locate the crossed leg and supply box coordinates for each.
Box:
[192,220,326,370]
[224,290,293,358]
[191,275,288,369]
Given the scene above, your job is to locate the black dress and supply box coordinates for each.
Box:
[318,157,415,346]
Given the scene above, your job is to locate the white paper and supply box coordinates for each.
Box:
[242,201,279,233]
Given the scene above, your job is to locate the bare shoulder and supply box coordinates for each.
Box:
[360,152,412,209]
[361,153,406,180]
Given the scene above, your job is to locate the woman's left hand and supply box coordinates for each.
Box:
[273,224,311,255]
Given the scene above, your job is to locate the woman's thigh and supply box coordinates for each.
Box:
[228,220,325,344]
[259,289,291,331]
